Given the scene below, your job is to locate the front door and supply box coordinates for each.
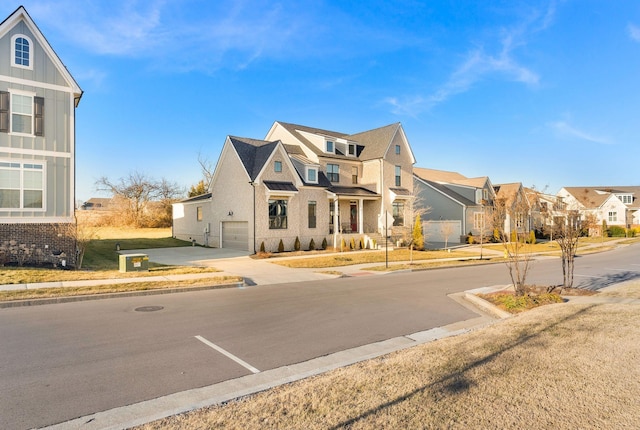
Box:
[350,202,358,233]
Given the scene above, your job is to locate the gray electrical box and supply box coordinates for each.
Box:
[119,253,149,273]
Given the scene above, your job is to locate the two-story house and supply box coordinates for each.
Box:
[0,6,83,266]
[413,167,495,244]
[172,121,416,252]
[557,186,640,232]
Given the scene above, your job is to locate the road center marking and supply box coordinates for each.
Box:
[195,335,260,374]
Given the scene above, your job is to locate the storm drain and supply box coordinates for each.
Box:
[135,306,164,312]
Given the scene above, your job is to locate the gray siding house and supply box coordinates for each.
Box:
[0,6,83,265]
[413,167,495,244]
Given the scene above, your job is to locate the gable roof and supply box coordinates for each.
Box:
[414,175,477,207]
[228,136,279,181]
[413,167,490,189]
[0,6,83,104]
[271,121,413,163]
[560,186,640,209]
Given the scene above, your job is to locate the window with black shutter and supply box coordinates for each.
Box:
[34,96,44,137]
[0,92,8,133]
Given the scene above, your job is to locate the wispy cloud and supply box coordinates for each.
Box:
[629,24,640,43]
[386,2,555,116]
[26,0,313,72]
[549,121,612,145]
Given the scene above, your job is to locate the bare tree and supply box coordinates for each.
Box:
[198,152,215,191]
[492,194,534,296]
[440,221,455,250]
[550,210,581,292]
[96,172,183,228]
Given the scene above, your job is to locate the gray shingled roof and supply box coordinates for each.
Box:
[179,192,212,203]
[348,122,400,160]
[329,186,379,197]
[416,176,477,207]
[229,136,279,181]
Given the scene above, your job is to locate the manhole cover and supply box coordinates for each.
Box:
[135,306,164,312]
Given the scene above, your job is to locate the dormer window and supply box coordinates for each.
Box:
[617,194,632,204]
[326,140,334,153]
[12,35,33,70]
[348,144,356,156]
[306,167,318,183]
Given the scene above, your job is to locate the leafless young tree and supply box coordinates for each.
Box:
[492,194,533,296]
[550,210,581,292]
[96,171,183,227]
[440,221,455,250]
[198,152,215,191]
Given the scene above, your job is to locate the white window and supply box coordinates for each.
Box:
[12,93,33,135]
[608,211,617,222]
[306,167,317,183]
[617,195,632,204]
[327,164,339,182]
[0,161,44,209]
[395,165,401,187]
[348,144,356,156]
[12,34,33,70]
[269,199,287,229]
[326,140,334,153]
[474,212,484,230]
[395,144,400,155]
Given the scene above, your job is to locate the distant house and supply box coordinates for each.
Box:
[413,167,495,244]
[81,197,113,211]
[0,7,83,265]
[173,121,416,252]
[493,182,531,238]
[557,186,640,231]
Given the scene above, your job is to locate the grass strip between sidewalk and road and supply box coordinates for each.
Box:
[138,281,640,430]
[0,276,243,302]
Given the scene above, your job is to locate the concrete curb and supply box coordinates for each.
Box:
[0,282,244,309]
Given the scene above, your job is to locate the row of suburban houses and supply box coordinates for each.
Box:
[1,6,638,265]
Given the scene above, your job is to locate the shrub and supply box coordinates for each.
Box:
[467,233,474,244]
[493,228,501,242]
[278,239,285,253]
[259,241,266,253]
[607,225,626,237]
[294,236,301,251]
[309,238,315,250]
[528,230,536,244]
[350,237,356,250]
[341,238,347,251]
[359,237,365,250]
[321,238,327,250]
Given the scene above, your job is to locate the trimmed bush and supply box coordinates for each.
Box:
[528,230,536,244]
[467,233,474,244]
[278,239,285,253]
[350,237,356,250]
[359,237,365,250]
[607,225,627,237]
[294,236,301,251]
[321,238,327,250]
[309,238,316,250]
[259,241,265,253]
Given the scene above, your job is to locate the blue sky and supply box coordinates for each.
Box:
[5,1,640,201]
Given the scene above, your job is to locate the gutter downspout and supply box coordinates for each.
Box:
[250,181,256,253]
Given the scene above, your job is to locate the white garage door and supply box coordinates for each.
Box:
[423,220,462,244]
[221,221,249,251]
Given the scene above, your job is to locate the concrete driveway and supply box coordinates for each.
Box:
[122,247,336,286]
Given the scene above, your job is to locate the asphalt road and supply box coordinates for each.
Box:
[1,243,638,429]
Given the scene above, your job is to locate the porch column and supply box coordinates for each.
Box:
[358,199,364,234]
[333,198,339,249]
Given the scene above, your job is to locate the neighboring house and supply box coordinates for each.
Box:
[80,197,113,211]
[493,182,531,238]
[173,122,416,252]
[524,188,566,234]
[413,167,495,244]
[0,7,83,265]
[557,186,640,232]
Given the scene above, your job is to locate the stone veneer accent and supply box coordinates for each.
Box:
[0,223,77,267]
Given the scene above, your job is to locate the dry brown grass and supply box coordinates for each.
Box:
[365,258,500,271]
[138,282,640,430]
[271,249,478,268]
[0,276,242,302]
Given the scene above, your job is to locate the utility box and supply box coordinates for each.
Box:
[119,253,149,273]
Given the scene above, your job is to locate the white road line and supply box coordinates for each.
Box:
[194,335,260,374]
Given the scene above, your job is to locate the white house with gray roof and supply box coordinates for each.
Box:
[173,121,416,252]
